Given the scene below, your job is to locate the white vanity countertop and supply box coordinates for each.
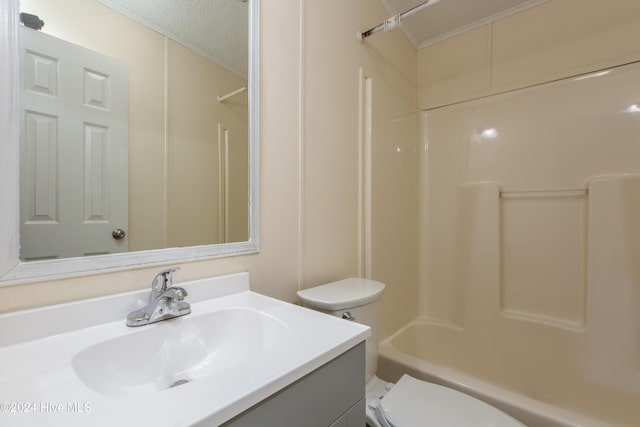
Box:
[0,273,370,426]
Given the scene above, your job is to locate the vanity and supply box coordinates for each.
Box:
[0,273,369,426]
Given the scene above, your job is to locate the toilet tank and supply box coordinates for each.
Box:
[297,278,385,383]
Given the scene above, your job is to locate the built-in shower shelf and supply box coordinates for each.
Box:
[500,186,587,328]
[500,189,587,199]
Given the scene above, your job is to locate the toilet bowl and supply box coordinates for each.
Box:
[297,278,526,427]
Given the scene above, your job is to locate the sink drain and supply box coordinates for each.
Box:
[168,378,190,388]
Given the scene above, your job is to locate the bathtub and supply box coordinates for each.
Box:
[376,319,617,427]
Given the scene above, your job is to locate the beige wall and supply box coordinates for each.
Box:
[301,0,419,339]
[418,0,640,109]
[12,0,640,343]
[2,0,419,344]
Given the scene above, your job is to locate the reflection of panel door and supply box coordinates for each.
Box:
[20,27,128,260]
[220,126,248,243]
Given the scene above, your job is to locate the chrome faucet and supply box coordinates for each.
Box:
[126,267,191,327]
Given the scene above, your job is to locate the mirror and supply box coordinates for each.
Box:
[2,0,259,281]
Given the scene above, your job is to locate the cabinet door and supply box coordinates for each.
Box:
[329,398,365,427]
[219,342,365,427]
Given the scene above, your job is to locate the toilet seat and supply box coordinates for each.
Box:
[371,375,525,427]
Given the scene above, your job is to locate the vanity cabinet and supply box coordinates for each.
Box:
[218,342,366,427]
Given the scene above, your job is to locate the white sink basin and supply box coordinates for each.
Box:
[72,307,288,396]
[0,272,369,426]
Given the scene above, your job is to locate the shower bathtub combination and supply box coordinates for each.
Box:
[377,60,640,427]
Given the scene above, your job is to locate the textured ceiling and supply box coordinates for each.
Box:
[377,0,549,48]
[97,0,248,78]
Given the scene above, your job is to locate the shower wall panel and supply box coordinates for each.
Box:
[372,112,420,339]
[419,61,640,425]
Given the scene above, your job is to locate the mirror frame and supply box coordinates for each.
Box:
[0,0,260,285]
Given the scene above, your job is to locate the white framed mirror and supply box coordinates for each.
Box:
[0,0,259,284]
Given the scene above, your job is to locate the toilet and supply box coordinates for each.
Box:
[297,278,526,427]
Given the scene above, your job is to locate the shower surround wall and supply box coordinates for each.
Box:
[416,61,640,426]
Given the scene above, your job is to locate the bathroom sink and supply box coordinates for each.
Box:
[0,272,369,426]
[72,307,289,396]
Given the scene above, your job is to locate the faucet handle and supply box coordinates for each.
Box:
[162,286,188,301]
[151,267,181,294]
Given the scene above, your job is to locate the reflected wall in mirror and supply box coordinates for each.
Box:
[18,0,249,261]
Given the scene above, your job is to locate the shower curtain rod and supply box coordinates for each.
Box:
[358,0,441,41]
[217,85,248,103]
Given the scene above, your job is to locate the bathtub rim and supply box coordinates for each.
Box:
[377,317,615,427]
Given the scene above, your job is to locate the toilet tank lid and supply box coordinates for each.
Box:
[297,278,385,311]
